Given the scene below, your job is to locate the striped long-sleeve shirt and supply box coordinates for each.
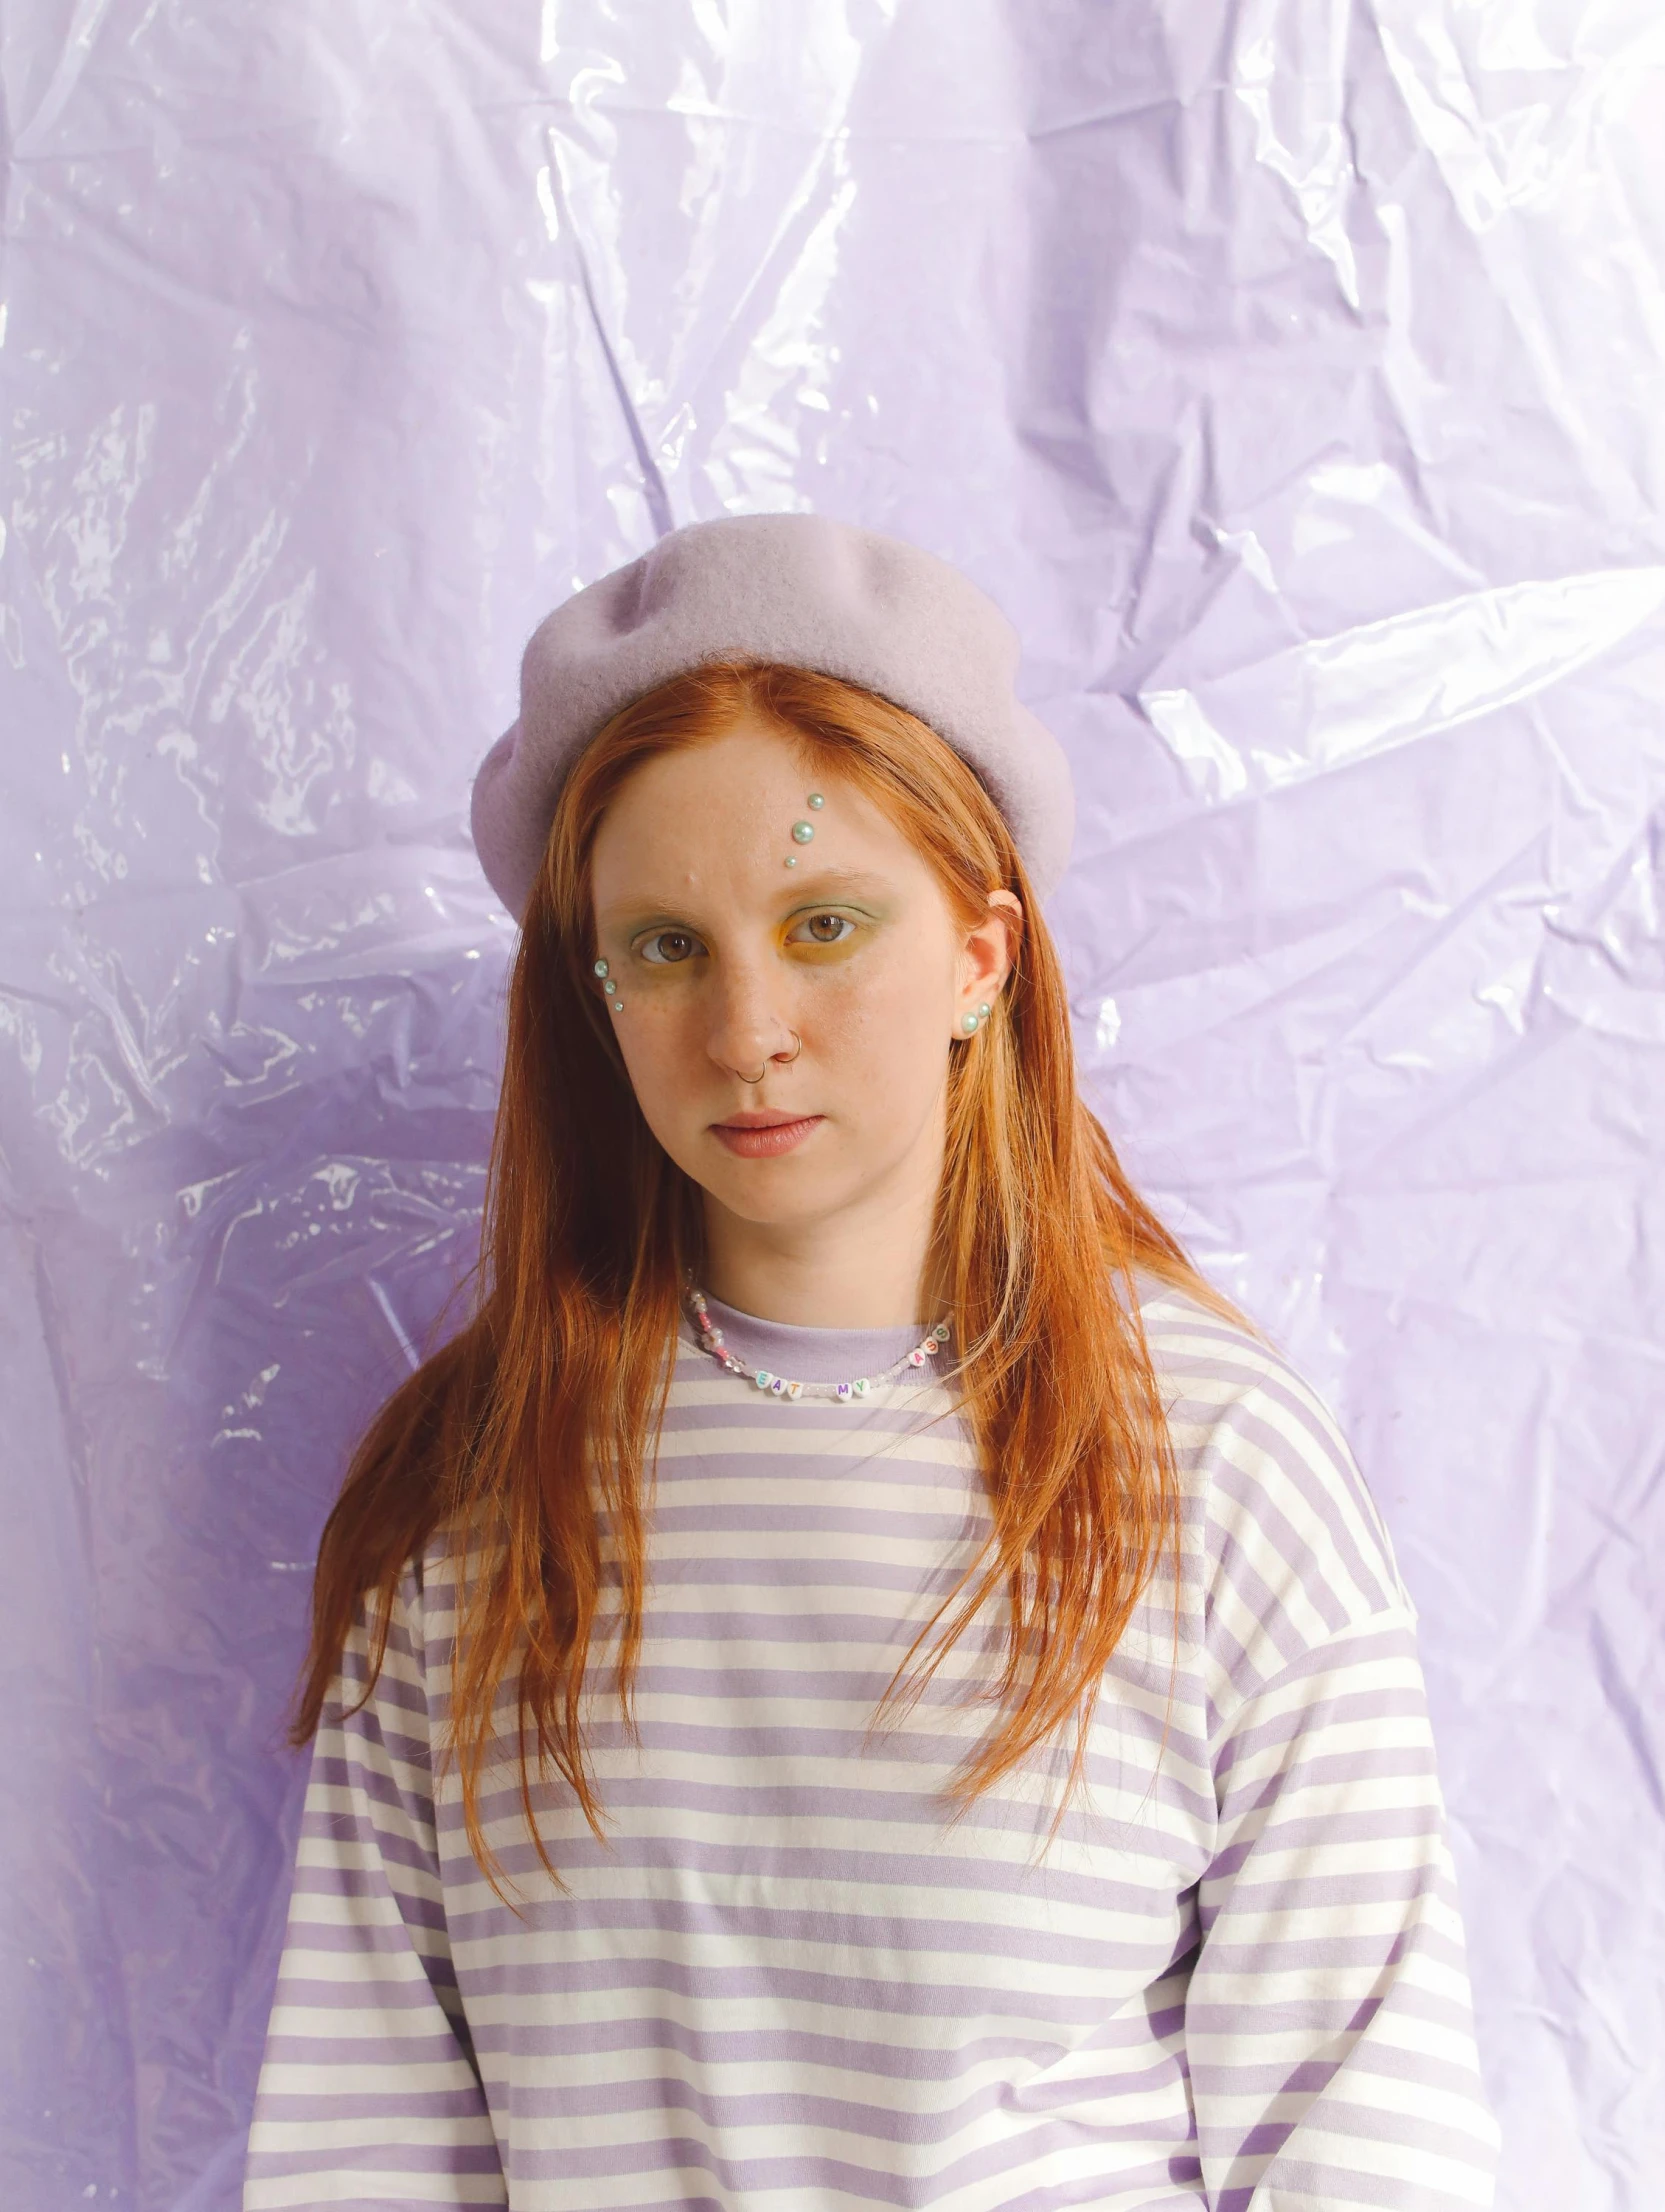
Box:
[244,1281,1499,2210]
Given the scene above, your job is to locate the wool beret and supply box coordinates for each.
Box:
[469,514,1075,918]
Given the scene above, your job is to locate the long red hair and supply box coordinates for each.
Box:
[290,660,1242,1887]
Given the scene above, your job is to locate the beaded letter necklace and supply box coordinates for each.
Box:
[686,1285,951,1401]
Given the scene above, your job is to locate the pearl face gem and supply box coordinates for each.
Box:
[807,792,825,809]
[593,959,609,976]
[611,999,624,1013]
[603,979,616,995]
[785,855,798,868]
[791,820,814,844]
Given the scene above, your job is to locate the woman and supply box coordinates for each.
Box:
[244,517,1499,2211]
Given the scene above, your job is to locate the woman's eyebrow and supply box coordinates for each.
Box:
[596,869,895,929]
[593,893,702,930]
[779,868,892,902]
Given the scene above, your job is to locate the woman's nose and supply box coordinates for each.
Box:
[704,959,794,1080]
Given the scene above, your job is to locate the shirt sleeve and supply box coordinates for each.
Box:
[243,1558,507,2211]
[1169,1319,1501,2210]
[1185,1611,1499,2210]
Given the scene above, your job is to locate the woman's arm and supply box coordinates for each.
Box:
[1142,1291,1501,2210]
[1185,1607,1498,2210]
[243,1560,506,2211]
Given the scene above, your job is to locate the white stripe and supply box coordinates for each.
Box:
[244,1283,1497,2211]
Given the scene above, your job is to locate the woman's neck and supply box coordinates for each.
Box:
[700,1180,943,1330]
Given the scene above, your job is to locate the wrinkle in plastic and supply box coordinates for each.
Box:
[2,5,1662,2208]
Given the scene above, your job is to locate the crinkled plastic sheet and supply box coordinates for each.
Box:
[2,5,1662,2207]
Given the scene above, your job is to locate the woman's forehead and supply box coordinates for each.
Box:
[594,727,894,859]
[591,775,933,935]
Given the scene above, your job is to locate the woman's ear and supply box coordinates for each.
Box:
[960,890,1021,1006]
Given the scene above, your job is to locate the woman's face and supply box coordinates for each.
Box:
[588,714,1013,1241]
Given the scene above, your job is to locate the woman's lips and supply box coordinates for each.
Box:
[709,1113,825,1159]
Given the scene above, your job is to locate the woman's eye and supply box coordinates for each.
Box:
[639,930,703,965]
[793,913,856,946]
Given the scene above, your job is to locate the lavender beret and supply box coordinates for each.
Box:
[469,514,1075,918]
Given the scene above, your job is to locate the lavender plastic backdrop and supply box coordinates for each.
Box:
[3,4,1662,2206]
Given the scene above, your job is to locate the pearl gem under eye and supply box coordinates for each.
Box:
[807,793,825,809]
[593,959,609,977]
[785,856,798,868]
[791,821,814,844]
[603,979,616,995]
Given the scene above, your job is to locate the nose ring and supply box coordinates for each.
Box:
[738,1030,801,1084]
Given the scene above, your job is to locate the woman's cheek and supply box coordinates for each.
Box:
[618,1003,693,1100]
[813,968,926,1065]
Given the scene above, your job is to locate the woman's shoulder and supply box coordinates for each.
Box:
[1131,1272,1417,1702]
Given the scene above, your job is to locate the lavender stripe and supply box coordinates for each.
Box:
[244,1283,1497,2211]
